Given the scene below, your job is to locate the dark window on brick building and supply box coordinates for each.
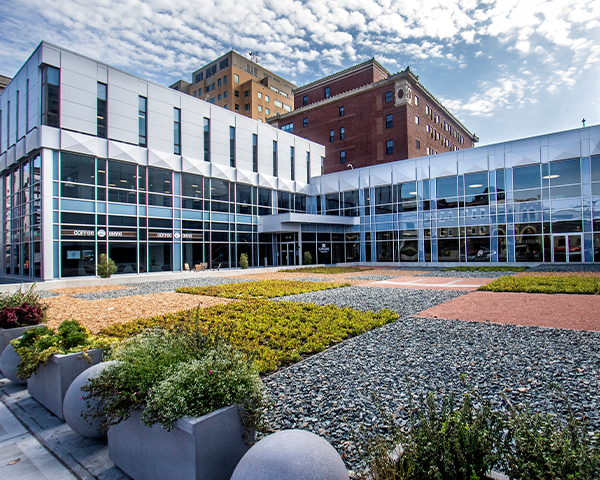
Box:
[340,151,346,163]
[330,130,335,143]
[386,114,393,129]
[385,91,393,102]
[340,127,345,140]
[416,139,420,150]
[303,118,308,127]
[325,87,330,99]
[339,106,344,116]
[386,140,393,155]
[303,95,308,105]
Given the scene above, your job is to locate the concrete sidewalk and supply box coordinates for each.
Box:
[0,378,128,480]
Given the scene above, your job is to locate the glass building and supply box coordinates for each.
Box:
[1,42,599,282]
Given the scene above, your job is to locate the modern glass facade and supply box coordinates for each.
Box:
[1,42,599,281]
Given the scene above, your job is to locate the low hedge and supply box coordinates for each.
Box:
[101,300,399,373]
[279,266,372,274]
[478,276,600,294]
[442,266,528,272]
[176,280,350,299]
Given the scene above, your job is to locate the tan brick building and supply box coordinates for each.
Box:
[267,59,478,174]
[180,51,295,124]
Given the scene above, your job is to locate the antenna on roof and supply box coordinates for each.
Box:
[582,118,586,128]
[249,52,259,64]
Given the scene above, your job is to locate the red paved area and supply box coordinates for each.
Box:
[362,276,495,291]
[416,291,600,331]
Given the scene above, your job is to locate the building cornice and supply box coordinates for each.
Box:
[293,58,390,94]
[269,67,477,142]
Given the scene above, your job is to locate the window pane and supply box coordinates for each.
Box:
[61,153,95,184]
[182,173,203,198]
[513,164,541,190]
[148,168,172,194]
[549,159,580,186]
[108,161,137,190]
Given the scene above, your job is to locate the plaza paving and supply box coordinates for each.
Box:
[1,265,600,478]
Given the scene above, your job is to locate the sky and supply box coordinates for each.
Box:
[1,0,599,146]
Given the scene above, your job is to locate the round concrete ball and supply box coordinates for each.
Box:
[231,429,349,480]
[0,343,26,385]
[63,361,119,439]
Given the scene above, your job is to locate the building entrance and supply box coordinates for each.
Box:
[280,242,296,266]
[552,234,582,263]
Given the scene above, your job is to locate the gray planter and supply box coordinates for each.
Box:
[0,324,45,356]
[108,405,253,480]
[27,349,103,420]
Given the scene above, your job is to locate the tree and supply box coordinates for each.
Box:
[97,254,117,278]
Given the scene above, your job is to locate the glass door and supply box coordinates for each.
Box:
[279,243,296,266]
[552,234,582,263]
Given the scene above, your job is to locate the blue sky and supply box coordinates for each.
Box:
[1,0,598,146]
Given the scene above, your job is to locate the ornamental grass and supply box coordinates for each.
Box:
[478,276,600,294]
[176,280,350,299]
[101,300,399,373]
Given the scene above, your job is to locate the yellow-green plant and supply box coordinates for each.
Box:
[11,320,113,379]
[177,280,350,299]
[101,300,399,373]
[479,276,600,294]
[239,253,249,269]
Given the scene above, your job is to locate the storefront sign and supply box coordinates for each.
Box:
[148,231,173,240]
[61,228,95,238]
[182,232,203,241]
[318,243,330,254]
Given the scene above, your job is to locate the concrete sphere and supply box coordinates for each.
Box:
[63,361,119,438]
[0,343,26,385]
[231,429,349,480]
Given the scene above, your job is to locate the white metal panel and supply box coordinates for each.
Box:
[108,67,139,94]
[98,65,108,83]
[209,116,231,167]
[60,130,101,157]
[182,156,207,176]
[107,83,138,144]
[39,125,60,150]
[26,128,39,154]
[138,81,148,97]
[60,102,96,135]
[147,84,175,155]
[40,44,61,68]
[108,140,143,164]
[27,71,39,134]
[148,148,180,171]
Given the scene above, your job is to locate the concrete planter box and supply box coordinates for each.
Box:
[0,324,45,356]
[27,349,103,420]
[108,405,253,480]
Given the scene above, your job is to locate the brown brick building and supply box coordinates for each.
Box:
[172,51,296,124]
[267,59,478,174]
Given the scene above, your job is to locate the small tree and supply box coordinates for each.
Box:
[239,253,249,269]
[97,254,117,278]
[303,251,313,265]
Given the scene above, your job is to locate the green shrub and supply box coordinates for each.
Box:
[0,284,47,329]
[239,253,249,269]
[359,381,600,480]
[279,266,372,274]
[303,251,313,265]
[97,254,117,278]
[359,377,504,480]
[442,266,528,272]
[83,328,263,431]
[500,389,600,480]
[100,300,399,373]
[11,320,112,379]
[479,276,600,294]
[177,280,350,299]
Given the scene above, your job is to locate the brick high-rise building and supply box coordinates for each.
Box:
[267,59,478,174]
[177,51,295,124]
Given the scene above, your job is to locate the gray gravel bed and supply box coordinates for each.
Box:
[261,317,600,474]
[70,277,251,300]
[273,286,467,316]
[412,270,519,279]
[36,290,61,298]
[348,274,404,282]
